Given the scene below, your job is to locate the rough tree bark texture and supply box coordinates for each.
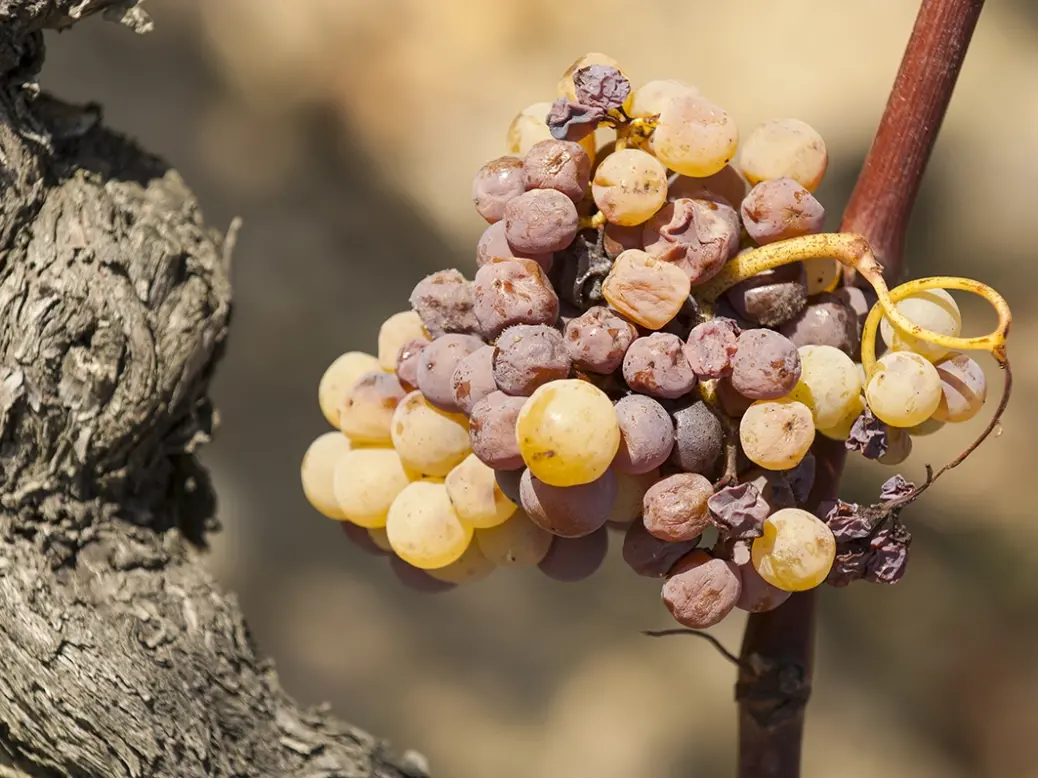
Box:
[0,3,424,776]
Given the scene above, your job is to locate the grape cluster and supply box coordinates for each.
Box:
[301,53,1007,625]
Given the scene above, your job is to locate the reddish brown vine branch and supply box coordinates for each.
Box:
[735,1,985,776]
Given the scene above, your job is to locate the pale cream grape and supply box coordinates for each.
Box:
[516,379,621,487]
[752,508,836,591]
[300,432,353,519]
[865,351,942,428]
[879,288,961,362]
[338,371,406,444]
[318,351,379,428]
[332,448,413,528]
[378,311,430,371]
[651,93,738,178]
[367,527,393,553]
[629,79,699,118]
[476,509,553,567]
[740,398,815,470]
[444,453,517,529]
[817,393,865,442]
[738,119,828,191]
[506,102,597,161]
[802,258,839,296]
[427,541,496,584]
[391,391,471,478]
[591,149,669,227]
[789,345,863,430]
[932,352,987,423]
[386,481,473,569]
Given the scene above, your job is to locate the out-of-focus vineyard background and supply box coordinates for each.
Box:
[41,2,1037,777]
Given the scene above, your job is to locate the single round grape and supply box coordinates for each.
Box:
[751,508,836,591]
[520,467,617,538]
[878,426,913,466]
[409,269,480,338]
[332,448,413,528]
[740,398,815,470]
[389,555,457,593]
[879,288,961,362]
[606,468,658,524]
[444,453,517,529]
[563,306,638,374]
[395,339,428,392]
[450,345,497,416]
[622,333,697,399]
[426,541,497,584]
[522,139,591,203]
[365,526,394,553]
[802,258,840,296]
[416,334,485,412]
[386,481,473,570]
[318,351,380,428]
[472,258,560,340]
[301,432,353,519]
[740,178,825,245]
[601,249,691,330]
[668,166,750,210]
[476,509,553,567]
[613,395,675,474]
[671,401,724,475]
[507,101,597,161]
[503,189,580,255]
[817,393,865,442]
[475,220,552,270]
[472,155,526,223]
[738,118,828,191]
[643,473,713,542]
[591,148,668,227]
[788,345,863,430]
[391,390,471,477]
[340,521,390,556]
[642,198,739,284]
[779,294,859,358]
[622,519,698,578]
[662,551,742,628]
[652,93,739,178]
[729,329,802,400]
[865,351,943,428]
[537,528,609,582]
[727,260,807,327]
[602,222,644,259]
[377,310,430,372]
[932,352,987,423]
[493,324,571,396]
[736,562,792,613]
[339,371,408,444]
[684,319,739,379]
[469,390,526,470]
[516,379,621,487]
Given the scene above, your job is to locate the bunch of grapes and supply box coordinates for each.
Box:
[301,53,1012,628]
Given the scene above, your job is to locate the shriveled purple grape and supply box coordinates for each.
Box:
[740,178,825,245]
[642,198,739,285]
[671,401,723,475]
[563,306,638,374]
[736,562,790,613]
[395,338,428,392]
[522,139,591,203]
[390,555,456,594]
[472,155,526,224]
[613,394,675,474]
[684,318,739,379]
[643,473,713,542]
[409,269,480,338]
[473,258,560,340]
[622,520,697,578]
[492,324,571,396]
[662,551,741,628]
[779,293,859,357]
[520,467,617,538]
[668,166,750,209]
[469,390,526,470]
[707,482,769,539]
[450,345,497,415]
[727,261,807,326]
[622,333,697,399]
[603,223,644,259]
[538,528,609,582]
[740,467,797,511]
[415,333,485,411]
[476,220,552,270]
[715,376,754,417]
[503,189,580,254]
[730,329,801,400]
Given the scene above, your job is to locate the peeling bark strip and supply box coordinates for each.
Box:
[0,2,424,776]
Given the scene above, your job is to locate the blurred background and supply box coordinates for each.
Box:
[41,2,1037,777]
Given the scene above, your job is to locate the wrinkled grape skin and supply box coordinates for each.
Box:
[409,269,481,338]
[642,198,739,284]
[613,395,675,474]
[730,329,802,400]
[395,339,428,392]
[476,221,552,270]
[684,319,739,379]
[563,306,638,374]
[520,468,618,538]
[622,520,698,578]
[662,551,741,628]
[602,249,692,330]
[671,401,724,475]
[932,352,987,423]
[727,261,807,327]
[503,189,580,255]
[538,528,609,582]
[472,258,560,340]
[450,345,497,415]
[740,178,825,245]
[493,325,571,396]
[643,473,714,541]
[522,139,591,203]
[416,334,485,411]
[622,333,697,399]
[779,294,859,358]
[469,391,526,470]
[472,155,526,223]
